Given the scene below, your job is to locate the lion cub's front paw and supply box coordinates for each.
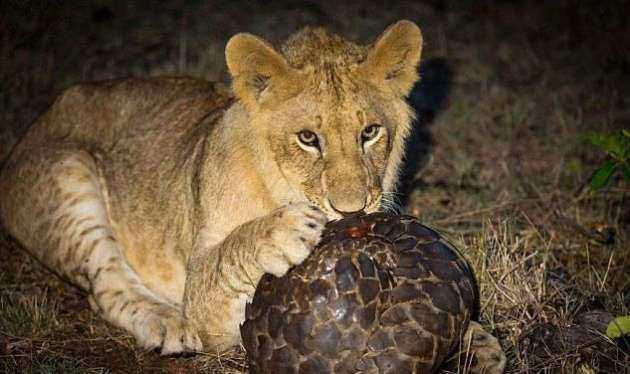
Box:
[255,202,327,277]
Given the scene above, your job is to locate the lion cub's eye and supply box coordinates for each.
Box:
[297,130,320,150]
[361,124,381,143]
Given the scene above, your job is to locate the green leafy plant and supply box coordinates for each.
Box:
[586,129,630,190]
[606,315,630,339]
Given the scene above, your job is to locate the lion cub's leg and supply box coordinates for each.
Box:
[184,203,327,351]
[1,149,201,354]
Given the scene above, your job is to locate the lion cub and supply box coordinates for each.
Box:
[0,20,504,372]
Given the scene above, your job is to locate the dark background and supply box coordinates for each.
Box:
[1,1,628,372]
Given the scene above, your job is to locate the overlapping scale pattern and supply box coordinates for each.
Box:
[241,213,477,374]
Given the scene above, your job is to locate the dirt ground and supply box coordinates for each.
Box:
[1,0,629,372]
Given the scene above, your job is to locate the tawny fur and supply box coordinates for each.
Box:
[0,20,504,371]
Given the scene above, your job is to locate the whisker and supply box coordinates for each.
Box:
[379,191,402,215]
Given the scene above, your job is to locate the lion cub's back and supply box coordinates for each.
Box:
[11,77,231,158]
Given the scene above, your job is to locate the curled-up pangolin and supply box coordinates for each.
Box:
[241,212,503,373]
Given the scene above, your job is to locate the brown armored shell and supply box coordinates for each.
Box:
[241,213,477,374]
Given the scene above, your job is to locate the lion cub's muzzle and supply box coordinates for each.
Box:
[326,190,369,217]
[322,158,377,218]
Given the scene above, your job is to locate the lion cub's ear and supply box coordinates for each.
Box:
[226,33,295,110]
[360,20,423,97]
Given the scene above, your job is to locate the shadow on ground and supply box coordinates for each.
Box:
[398,57,454,208]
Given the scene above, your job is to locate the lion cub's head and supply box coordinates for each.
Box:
[226,21,422,219]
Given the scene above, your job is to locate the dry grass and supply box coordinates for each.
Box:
[1,0,628,372]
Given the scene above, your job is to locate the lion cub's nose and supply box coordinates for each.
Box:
[328,197,367,217]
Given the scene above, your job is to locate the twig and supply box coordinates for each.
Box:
[431,199,536,225]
